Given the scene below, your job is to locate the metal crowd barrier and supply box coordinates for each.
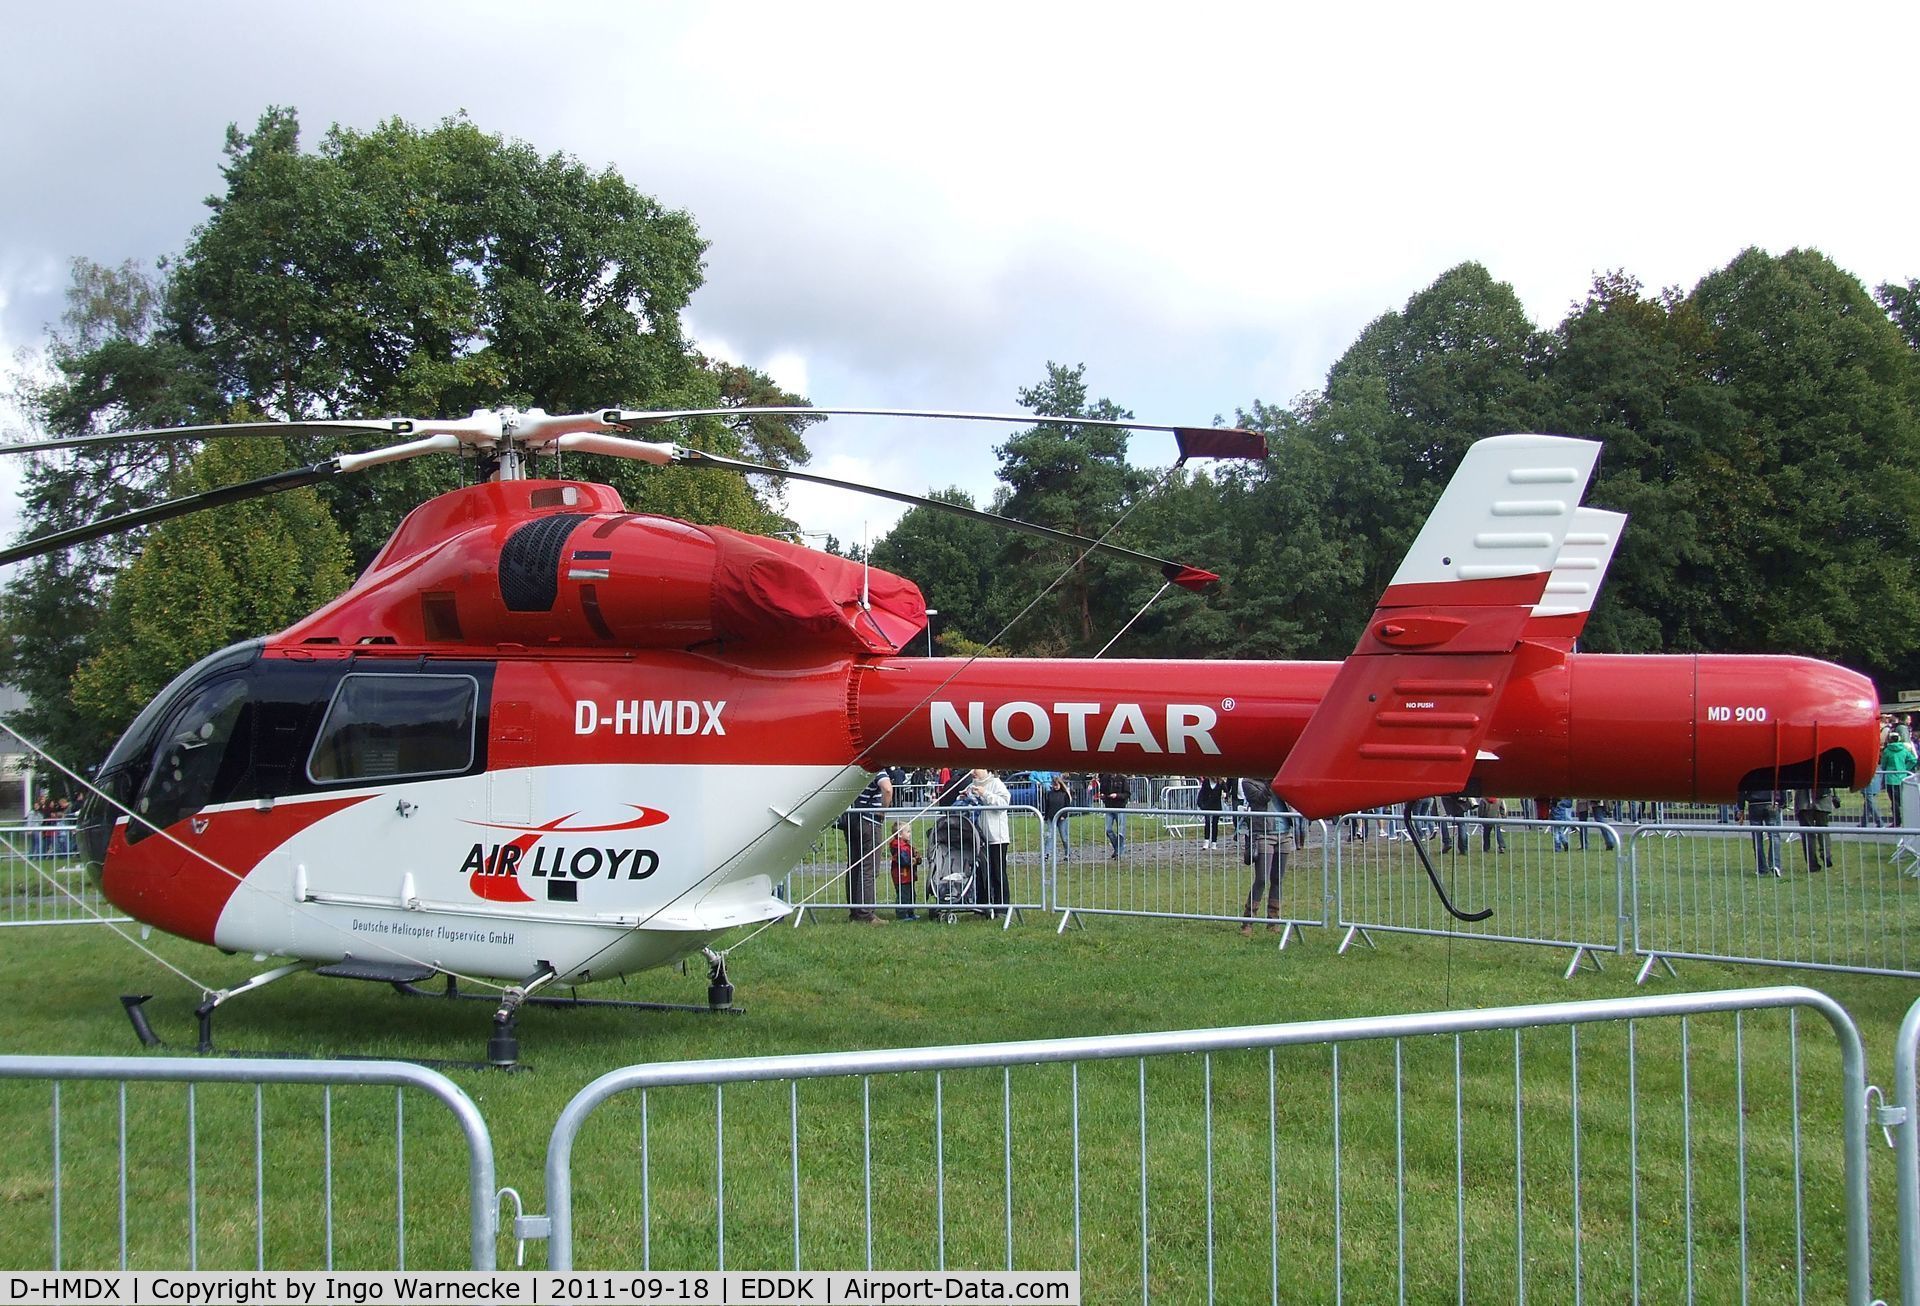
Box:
[0,823,125,927]
[0,1055,498,1270]
[1154,784,1201,838]
[782,805,1047,926]
[1048,804,1330,945]
[1335,816,1625,977]
[758,800,1919,984]
[1893,995,1920,1306]
[1630,822,1920,981]
[535,986,1871,1302]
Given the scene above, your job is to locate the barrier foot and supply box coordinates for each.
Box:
[1274,922,1300,951]
[1634,953,1678,985]
[1338,925,1375,955]
[1001,907,1022,931]
[790,904,810,929]
[1055,910,1079,935]
[1564,946,1605,980]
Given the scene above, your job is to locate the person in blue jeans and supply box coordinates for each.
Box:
[1744,788,1785,877]
[1100,772,1130,858]
[1043,774,1075,863]
[1550,797,1576,852]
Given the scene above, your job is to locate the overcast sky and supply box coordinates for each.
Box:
[3,1,1913,551]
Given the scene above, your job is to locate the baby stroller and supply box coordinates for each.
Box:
[924,812,983,923]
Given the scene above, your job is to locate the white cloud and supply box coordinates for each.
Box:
[2,0,1914,560]
[760,351,810,400]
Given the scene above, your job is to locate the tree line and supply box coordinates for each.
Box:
[5,107,1916,782]
[3,109,816,772]
[886,259,1920,705]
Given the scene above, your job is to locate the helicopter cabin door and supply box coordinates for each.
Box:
[488,698,536,824]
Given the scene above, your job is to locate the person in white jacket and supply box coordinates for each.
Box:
[969,769,1012,916]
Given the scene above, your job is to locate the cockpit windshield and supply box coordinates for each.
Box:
[128,676,248,844]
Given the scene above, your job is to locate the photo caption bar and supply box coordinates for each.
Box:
[1,1271,1080,1305]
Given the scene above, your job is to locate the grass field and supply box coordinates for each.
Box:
[0,831,1915,1299]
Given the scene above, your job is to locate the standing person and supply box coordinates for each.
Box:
[888,821,920,920]
[1744,784,1785,878]
[1438,793,1473,854]
[1861,723,1887,828]
[49,794,72,856]
[1238,777,1287,935]
[1883,728,1917,827]
[969,769,1012,916]
[1571,798,1595,850]
[28,792,51,859]
[1480,797,1508,853]
[1796,786,1839,873]
[1198,777,1226,849]
[1550,797,1575,852]
[1100,772,1131,859]
[843,769,893,923]
[1043,773,1076,863]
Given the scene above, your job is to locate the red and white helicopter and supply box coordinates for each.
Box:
[2,407,1879,1061]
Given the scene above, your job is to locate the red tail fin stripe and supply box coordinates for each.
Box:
[1520,613,1587,642]
[1377,574,1549,609]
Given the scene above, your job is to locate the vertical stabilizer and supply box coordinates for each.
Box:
[1273,435,1602,819]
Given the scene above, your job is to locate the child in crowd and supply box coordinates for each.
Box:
[889,821,920,920]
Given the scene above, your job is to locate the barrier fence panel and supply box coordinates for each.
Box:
[539,986,1872,1302]
[0,824,125,927]
[1155,784,1201,838]
[1047,805,1329,943]
[1335,815,1625,973]
[783,805,1046,925]
[1630,822,1920,981]
[0,1056,497,1270]
[1894,996,1920,1306]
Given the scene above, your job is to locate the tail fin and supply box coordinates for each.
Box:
[1272,435,1601,819]
[1522,507,1626,649]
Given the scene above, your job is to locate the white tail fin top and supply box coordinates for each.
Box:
[1386,435,1602,592]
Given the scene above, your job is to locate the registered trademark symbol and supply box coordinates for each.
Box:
[1221,697,1236,711]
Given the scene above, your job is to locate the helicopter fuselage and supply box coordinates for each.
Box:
[76,472,1881,987]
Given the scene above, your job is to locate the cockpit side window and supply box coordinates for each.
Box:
[306,674,478,784]
[128,676,250,845]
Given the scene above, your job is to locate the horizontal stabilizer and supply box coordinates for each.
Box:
[1523,507,1626,647]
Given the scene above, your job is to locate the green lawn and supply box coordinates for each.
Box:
[0,836,1914,1299]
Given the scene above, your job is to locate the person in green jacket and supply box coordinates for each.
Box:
[1883,729,1918,827]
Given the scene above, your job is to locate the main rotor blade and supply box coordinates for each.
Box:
[0,432,461,567]
[674,447,1220,591]
[0,464,339,567]
[606,406,1268,460]
[1,419,411,457]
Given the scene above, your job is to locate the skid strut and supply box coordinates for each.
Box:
[187,961,319,1053]
[488,964,558,1068]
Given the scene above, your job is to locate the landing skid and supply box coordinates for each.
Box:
[392,973,744,1016]
[118,950,743,1068]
